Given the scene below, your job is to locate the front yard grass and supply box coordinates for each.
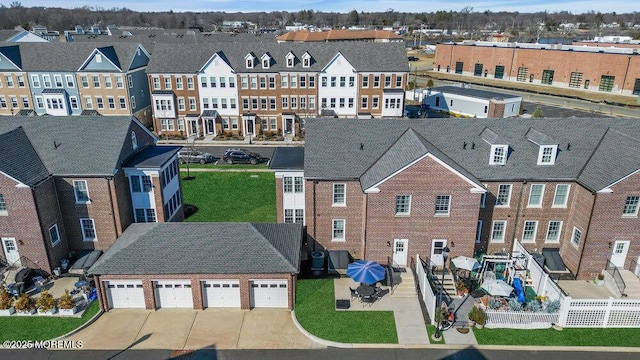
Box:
[474,327,640,347]
[180,171,276,222]
[426,325,445,343]
[0,300,100,341]
[295,279,398,343]
[180,163,269,170]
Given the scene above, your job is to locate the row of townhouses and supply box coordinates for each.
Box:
[0,43,152,122]
[146,42,408,137]
[271,118,640,281]
[0,41,408,137]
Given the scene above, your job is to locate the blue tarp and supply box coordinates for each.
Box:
[512,277,526,303]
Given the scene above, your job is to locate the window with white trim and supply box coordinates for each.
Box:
[333,183,345,206]
[0,194,7,215]
[283,177,293,193]
[80,218,96,241]
[522,220,538,242]
[496,184,512,207]
[480,193,486,208]
[623,196,640,216]
[31,75,40,88]
[294,177,303,193]
[49,224,61,246]
[135,208,157,223]
[435,195,451,215]
[538,145,557,165]
[73,180,90,203]
[571,227,582,247]
[332,219,345,241]
[116,75,124,88]
[553,184,570,207]
[546,221,562,242]
[476,220,483,243]
[528,184,545,207]
[490,221,506,242]
[490,145,508,165]
[131,131,138,150]
[395,195,411,215]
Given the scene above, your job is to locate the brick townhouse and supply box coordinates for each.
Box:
[146,42,408,138]
[0,116,182,274]
[272,118,640,280]
[434,41,640,96]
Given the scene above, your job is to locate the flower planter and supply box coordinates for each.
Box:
[0,307,15,316]
[38,306,58,315]
[475,323,484,329]
[596,279,605,287]
[58,306,78,316]
[16,309,37,316]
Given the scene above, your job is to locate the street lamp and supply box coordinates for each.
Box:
[434,245,450,340]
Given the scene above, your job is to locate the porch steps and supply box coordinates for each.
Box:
[433,270,457,299]
[619,270,640,298]
[390,270,418,297]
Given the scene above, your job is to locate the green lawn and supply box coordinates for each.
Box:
[0,301,100,341]
[180,171,276,222]
[426,325,445,343]
[295,279,398,343]
[180,164,269,170]
[474,327,640,347]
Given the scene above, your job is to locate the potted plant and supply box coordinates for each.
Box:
[36,290,57,315]
[13,293,36,315]
[474,307,487,329]
[58,290,77,315]
[456,279,466,296]
[467,306,479,328]
[0,286,15,315]
[596,273,605,287]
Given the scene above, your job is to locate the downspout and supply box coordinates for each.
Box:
[508,48,516,81]
[312,180,317,251]
[362,192,368,260]
[106,177,120,237]
[621,55,632,93]
[509,180,527,248]
[575,191,598,277]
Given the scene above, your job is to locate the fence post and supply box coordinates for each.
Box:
[602,297,614,327]
[557,296,571,327]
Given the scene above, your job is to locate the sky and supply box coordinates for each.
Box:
[9,1,639,14]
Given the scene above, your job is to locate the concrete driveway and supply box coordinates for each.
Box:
[65,308,322,350]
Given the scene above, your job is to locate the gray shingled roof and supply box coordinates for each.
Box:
[431,85,521,100]
[147,42,409,74]
[0,127,50,186]
[0,116,140,176]
[88,222,302,275]
[304,118,640,192]
[4,42,147,72]
[124,145,181,168]
[269,147,305,171]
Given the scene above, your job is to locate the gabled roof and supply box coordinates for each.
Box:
[0,45,22,69]
[88,222,302,275]
[0,127,50,186]
[0,116,150,176]
[146,42,408,74]
[360,128,483,191]
[303,118,640,192]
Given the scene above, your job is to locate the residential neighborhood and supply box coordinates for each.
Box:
[1,2,640,357]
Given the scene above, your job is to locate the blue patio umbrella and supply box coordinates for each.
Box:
[346,260,386,285]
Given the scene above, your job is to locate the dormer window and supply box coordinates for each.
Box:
[260,53,272,69]
[302,52,312,68]
[537,145,557,165]
[246,59,254,68]
[96,54,102,63]
[262,59,270,68]
[286,52,297,68]
[287,58,294,67]
[490,145,508,165]
[245,53,256,69]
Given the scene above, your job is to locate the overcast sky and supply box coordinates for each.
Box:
[11,0,638,14]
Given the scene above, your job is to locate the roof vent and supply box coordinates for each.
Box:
[360,143,364,151]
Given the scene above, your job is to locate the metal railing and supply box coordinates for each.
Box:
[629,259,640,280]
[606,259,626,296]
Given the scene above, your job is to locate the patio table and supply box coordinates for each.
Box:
[356,284,375,297]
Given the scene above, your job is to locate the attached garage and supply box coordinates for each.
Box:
[154,280,193,308]
[202,280,241,308]
[250,280,289,308]
[106,280,145,309]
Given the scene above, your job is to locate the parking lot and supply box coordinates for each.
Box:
[521,102,615,118]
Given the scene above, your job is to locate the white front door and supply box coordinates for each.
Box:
[431,239,448,267]
[392,239,408,267]
[250,280,288,308]
[2,238,20,266]
[106,281,145,309]
[154,280,193,308]
[202,280,241,308]
[611,240,630,268]
[635,256,640,277]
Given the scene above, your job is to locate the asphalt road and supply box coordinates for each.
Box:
[179,145,278,162]
[4,348,640,360]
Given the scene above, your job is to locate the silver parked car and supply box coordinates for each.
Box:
[178,149,215,164]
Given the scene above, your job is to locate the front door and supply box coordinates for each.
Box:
[245,118,254,136]
[206,119,215,134]
[392,239,408,267]
[611,240,630,268]
[431,239,448,267]
[2,238,20,266]
[284,118,293,134]
[188,120,198,137]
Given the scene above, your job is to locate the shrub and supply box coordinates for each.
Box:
[13,293,35,312]
[525,299,542,312]
[475,307,487,325]
[508,298,523,312]
[488,297,502,310]
[546,299,561,313]
[0,286,13,309]
[36,290,56,312]
[58,290,75,310]
[426,79,434,88]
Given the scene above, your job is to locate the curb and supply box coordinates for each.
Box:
[290,310,351,348]
[158,140,304,147]
[52,307,104,342]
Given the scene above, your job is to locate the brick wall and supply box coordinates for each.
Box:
[488,99,506,117]
[33,177,69,271]
[365,156,481,263]
[96,273,295,311]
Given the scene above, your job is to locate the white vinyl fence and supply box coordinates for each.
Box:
[486,310,560,329]
[416,254,437,325]
[513,240,564,301]
[559,297,640,328]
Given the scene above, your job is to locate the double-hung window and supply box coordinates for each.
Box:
[553,184,570,207]
[528,184,544,207]
[491,221,506,242]
[395,195,411,215]
[522,221,538,242]
[332,219,345,241]
[623,196,640,216]
[496,184,512,207]
[73,180,90,203]
[435,195,451,215]
[333,184,345,206]
[80,218,96,241]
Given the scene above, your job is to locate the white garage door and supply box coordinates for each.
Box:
[250,280,288,308]
[202,280,241,308]
[106,280,145,309]
[154,280,193,308]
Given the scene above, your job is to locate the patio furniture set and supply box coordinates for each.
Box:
[350,284,390,306]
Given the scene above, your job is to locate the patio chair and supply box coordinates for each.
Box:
[375,287,390,298]
[349,287,358,300]
[361,295,377,307]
